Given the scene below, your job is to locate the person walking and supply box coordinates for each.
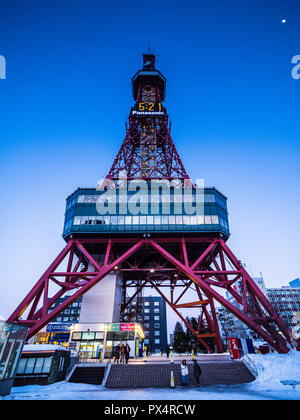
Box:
[120,344,126,364]
[181,359,189,386]
[165,345,170,358]
[125,343,131,364]
[193,359,202,386]
[114,344,120,364]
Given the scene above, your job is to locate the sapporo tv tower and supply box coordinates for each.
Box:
[9,53,293,353]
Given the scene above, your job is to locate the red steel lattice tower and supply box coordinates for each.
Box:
[8,54,293,354]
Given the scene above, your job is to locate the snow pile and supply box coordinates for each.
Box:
[23,344,68,352]
[248,350,300,391]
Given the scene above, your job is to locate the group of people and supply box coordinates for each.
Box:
[112,342,201,386]
[112,343,131,364]
[181,359,202,386]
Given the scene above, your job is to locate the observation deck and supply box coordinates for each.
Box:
[63,186,230,239]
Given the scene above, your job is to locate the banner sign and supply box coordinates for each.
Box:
[120,323,135,331]
[108,323,135,332]
[46,323,72,332]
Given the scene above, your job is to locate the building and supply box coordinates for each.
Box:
[50,295,82,323]
[31,296,83,347]
[253,275,268,296]
[289,278,300,288]
[70,322,144,359]
[267,286,300,328]
[122,296,168,354]
[217,275,269,342]
[14,344,70,387]
[216,307,257,342]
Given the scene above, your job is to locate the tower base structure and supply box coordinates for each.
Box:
[8,235,293,354]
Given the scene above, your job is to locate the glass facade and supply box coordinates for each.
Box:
[16,356,52,375]
[70,323,144,359]
[63,187,230,237]
[267,287,300,327]
[0,321,27,393]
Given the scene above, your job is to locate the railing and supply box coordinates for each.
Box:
[242,354,258,378]
[77,351,103,364]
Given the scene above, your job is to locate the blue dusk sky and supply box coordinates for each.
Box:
[0,0,300,328]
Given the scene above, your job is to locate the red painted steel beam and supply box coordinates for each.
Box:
[24,240,145,339]
[148,239,291,353]
[7,240,74,323]
[175,300,210,308]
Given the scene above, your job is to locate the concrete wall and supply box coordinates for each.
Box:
[79,255,122,324]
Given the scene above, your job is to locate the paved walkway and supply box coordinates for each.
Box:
[123,353,233,364]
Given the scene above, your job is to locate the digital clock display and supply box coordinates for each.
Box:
[132,102,164,116]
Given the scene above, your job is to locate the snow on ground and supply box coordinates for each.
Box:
[2,351,300,400]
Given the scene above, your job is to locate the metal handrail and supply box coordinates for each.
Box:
[242,354,258,378]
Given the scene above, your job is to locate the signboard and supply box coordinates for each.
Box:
[120,323,135,332]
[135,338,139,357]
[227,337,240,359]
[46,323,72,332]
[132,103,164,116]
[108,323,135,332]
[108,324,119,331]
[68,341,79,357]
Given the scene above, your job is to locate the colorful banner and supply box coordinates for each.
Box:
[108,323,135,332]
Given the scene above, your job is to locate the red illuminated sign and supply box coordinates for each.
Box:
[120,323,135,332]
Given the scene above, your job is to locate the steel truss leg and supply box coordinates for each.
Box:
[8,237,292,353]
[148,239,292,353]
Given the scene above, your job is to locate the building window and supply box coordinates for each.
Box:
[72,332,82,340]
[154,323,160,329]
[155,331,160,336]
[155,339,160,344]
[154,316,160,320]
[154,309,159,313]
[154,302,160,306]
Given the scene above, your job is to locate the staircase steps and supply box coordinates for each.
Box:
[68,366,105,385]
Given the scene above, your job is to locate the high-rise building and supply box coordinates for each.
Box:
[122,296,168,354]
[50,296,82,323]
[267,287,300,328]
